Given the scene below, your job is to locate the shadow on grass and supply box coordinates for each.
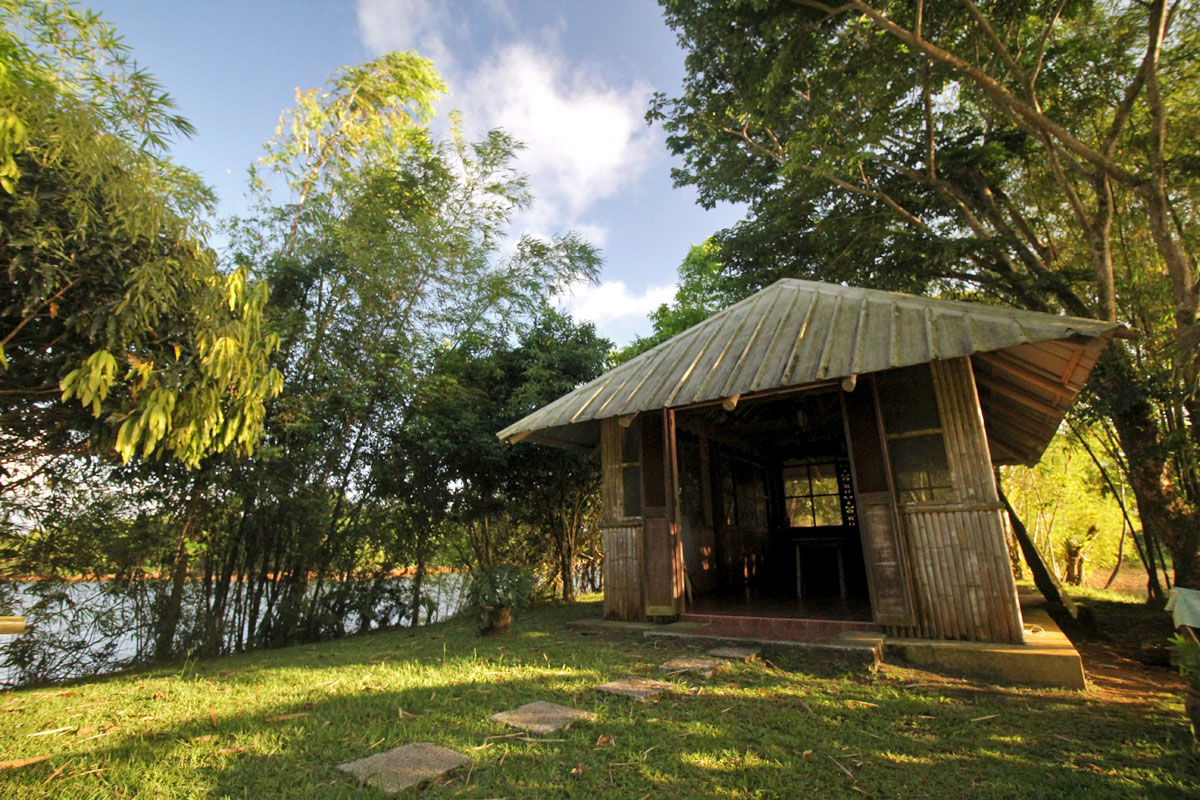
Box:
[3,600,1199,799]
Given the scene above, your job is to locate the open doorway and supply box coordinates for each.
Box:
[675,390,872,621]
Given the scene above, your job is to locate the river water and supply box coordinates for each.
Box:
[0,573,470,688]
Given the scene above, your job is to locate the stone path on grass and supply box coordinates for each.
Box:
[491,701,596,735]
[337,742,469,794]
[337,649,735,792]
[658,655,727,679]
[706,645,761,662]
[596,675,677,700]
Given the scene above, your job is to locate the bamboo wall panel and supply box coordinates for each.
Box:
[857,492,916,626]
[894,508,1023,643]
[842,384,916,627]
[600,418,623,524]
[642,516,680,617]
[602,525,643,620]
[886,359,1024,644]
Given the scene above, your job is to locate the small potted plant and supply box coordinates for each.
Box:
[1168,632,1200,738]
[467,564,533,636]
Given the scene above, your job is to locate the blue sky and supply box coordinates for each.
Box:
[87,0,746,346]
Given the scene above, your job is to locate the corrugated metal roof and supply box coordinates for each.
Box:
[498,279,1119,452]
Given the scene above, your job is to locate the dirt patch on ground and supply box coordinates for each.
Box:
[1051,595,1183,709]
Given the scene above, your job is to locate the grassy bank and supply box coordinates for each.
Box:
[0,595,1196,798]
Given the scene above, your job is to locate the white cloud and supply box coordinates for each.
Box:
[454,43,656,218]
[354,2,656,222]
[355,0,461,74]
[556,279,675,346]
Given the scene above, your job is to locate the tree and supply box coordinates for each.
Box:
[0,0,281,480]
[501,310,611,599]
[168,53,603,654]
[652,0,1200,588]
[384,308,611,606]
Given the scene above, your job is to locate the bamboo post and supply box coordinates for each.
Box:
[0,617,25,634]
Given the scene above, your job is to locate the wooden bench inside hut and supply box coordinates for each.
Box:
[499,279,1121,645]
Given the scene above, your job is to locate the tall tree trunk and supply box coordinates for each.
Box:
[153,485,204,662]
[1096,349,1198,595]
[410,529,428,627]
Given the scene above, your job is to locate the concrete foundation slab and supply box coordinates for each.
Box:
[567,619,704,635]
[886,603,1085,690]
[642,627,880,668]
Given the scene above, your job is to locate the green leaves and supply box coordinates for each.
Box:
[252,51,446,253]
[59,349,118,418]
[1,4,280,471]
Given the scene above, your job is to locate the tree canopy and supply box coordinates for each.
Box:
[0,0,281,478]
[652,0,1200,587]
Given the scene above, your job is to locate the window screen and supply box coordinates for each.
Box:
[876,366,954,504]
[620,422,641,518]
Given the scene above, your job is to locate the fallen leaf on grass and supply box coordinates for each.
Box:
[0,755,51,770]
[847,700,878,708]
[569,762,583,778]
[266,712,308,722]
[215,745,256,756]
[829,755,854,780]
[594,735,615,748]
[28,727,73,737]
[209,707,217,729]
[192,735,217,743]
[41,758,73,785]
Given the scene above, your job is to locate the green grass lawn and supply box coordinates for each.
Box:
[0,595,1196,798]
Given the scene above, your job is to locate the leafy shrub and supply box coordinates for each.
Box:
[467,564,533,611]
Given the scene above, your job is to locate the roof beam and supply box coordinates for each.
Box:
[975,374,1062,418]
[975,351,1070,399]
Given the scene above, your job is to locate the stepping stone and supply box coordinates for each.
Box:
[658,656,726,679]
[706,645,761,662]
[491,701,596,735]
[596,676,675,700]
[337,742,468,794]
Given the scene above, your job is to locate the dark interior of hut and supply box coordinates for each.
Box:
[674,389,873,621]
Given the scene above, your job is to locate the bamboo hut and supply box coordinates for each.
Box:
[498,279,1119,644]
